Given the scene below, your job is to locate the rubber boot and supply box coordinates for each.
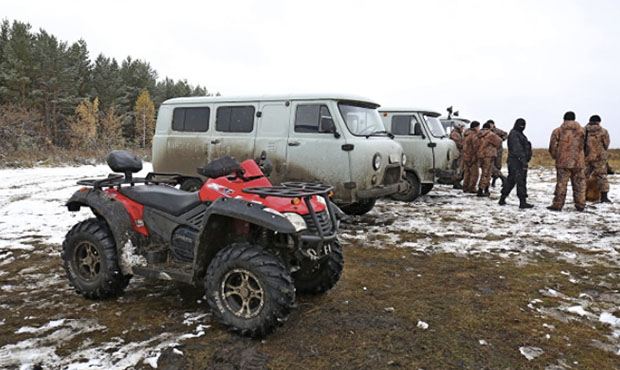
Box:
[519,197,533,209]
[453,182,463,190]
[601,192,612,203]
[498,195,507,206]
[491,176,497,188]
[484,187,490,196]
[477,188,485,197]
[546,205,561,212]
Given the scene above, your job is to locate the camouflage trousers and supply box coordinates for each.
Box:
[585,160,609,193]
[551,167,586,209]
[492,147,504,178]
[463,161,479,193]
[478,157,495,190]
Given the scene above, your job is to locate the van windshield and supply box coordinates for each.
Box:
[338,102,386,137]
[424,116,447,138]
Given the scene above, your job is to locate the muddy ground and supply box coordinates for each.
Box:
[0,164,619,369]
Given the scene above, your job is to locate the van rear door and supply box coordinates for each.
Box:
[211,104,258,163]
[285,101,352,198]
[254,101,291,184]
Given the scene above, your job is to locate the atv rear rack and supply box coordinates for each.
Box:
[244,182,339,243]
[76,172,185,189]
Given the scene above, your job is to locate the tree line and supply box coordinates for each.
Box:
[0,19,215,158]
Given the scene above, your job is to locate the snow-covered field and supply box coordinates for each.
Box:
[0,164,618,368]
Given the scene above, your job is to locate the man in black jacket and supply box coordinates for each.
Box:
[499,118,534,208]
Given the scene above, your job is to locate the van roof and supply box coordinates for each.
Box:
[441,117,471,124]
[378,107,441,117]
[162,93,380,107]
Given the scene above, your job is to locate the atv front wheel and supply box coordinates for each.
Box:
[293,241,343,294]
[205,243,295,337]
[62,218,131,299]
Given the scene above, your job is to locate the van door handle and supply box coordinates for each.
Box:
[211,139,221,144]
[288,140,301,147]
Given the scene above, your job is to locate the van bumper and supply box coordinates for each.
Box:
[356,181,408,199]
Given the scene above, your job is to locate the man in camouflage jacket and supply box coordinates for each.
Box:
[462,121,481,193]
[548,111,586,211]
[476,122,503,196]
[487,120,508,187]
[585,115,611,203]
[449,122,465,189]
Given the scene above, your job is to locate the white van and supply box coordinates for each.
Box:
[379,108,457,200]
[152,94,407,215]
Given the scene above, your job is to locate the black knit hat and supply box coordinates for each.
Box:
[589,115,601,123]
[563,111,576,121]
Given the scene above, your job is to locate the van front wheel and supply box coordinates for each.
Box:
[391,172,421,202]
[339,198,376,216]
[420,183,434,195]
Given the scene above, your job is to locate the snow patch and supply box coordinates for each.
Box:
[519,346,544,360]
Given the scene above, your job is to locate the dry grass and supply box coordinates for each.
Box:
[529,148,620,169]
[0,147,151,168]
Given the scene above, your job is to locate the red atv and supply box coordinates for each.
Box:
[63,150,344,336]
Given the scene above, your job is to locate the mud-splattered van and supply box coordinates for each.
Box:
[379,108,457,200]
[153,94,407,215]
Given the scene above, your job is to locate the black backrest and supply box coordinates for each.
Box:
[107,150,143,174]
[198,156,241,178]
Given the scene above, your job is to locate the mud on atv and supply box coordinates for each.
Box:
[63,150,344,337]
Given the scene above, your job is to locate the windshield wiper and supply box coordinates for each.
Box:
[365,130,394,139]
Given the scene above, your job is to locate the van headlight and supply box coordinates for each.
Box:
[284,213,307,232]
[401,153,407,165]
[373,153,382,171]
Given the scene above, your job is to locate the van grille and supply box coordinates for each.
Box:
[383,166,401,185]
[302,211,332,235]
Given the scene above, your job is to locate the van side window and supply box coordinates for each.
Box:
[295,105,334,133]
[391,115,412,135]
[392,115,423,136]
[216,106,255,133]
[171,107,210,132]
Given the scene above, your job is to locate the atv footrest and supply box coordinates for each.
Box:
[132,265,193,284]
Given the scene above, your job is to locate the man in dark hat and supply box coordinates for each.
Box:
[585,115,611,202]
[548,111,586,211]
[499,118,533,208]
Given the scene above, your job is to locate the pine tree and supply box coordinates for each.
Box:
[99,104,123,149]
[70,97,99,149]
[91,54,123,109]
[133,89,155,148]
[0,21,35,105]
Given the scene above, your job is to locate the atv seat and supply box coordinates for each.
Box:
[119,185,202,216]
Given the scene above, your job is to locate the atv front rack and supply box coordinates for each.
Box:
[242,182,333,198]
[77,172,184,189]
[244,182,339,243]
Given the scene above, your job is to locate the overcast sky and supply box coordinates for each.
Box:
[3,0,618,147]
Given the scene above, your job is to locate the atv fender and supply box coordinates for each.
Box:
[192,197,296,282]
[66,189,139,271]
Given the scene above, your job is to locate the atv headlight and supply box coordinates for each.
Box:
[284,213,307,232]
[373,153,382,171]
[401,153,407,166]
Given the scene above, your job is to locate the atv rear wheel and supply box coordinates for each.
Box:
[340,198,376,216]
[62,218,130,299]
[292,241,343,294]
[205,243,295,337]
[391,172,420,202]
